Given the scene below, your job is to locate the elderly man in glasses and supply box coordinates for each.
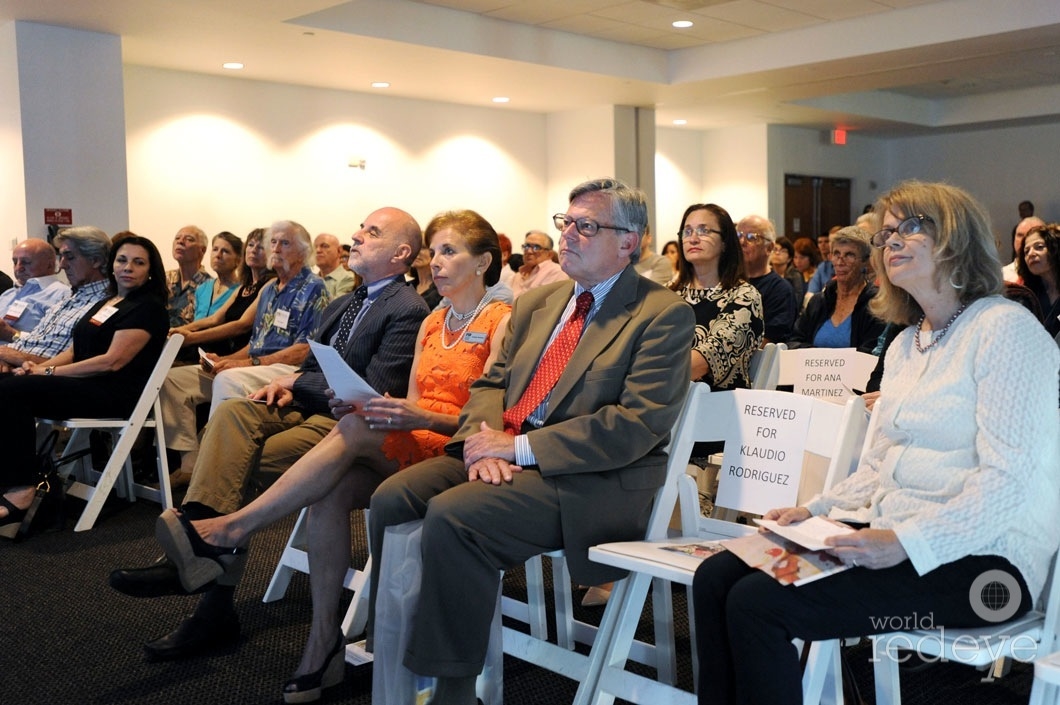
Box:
[737,214,797,343]
[510,229,568,300]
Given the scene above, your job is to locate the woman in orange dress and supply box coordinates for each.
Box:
[156,210,510,703]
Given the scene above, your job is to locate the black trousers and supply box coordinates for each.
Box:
[691,550,1031,705]
[0,375,138,487]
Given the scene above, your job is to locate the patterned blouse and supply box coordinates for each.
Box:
[677,280,764,390]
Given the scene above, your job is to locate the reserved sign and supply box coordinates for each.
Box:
[716,389,814,515]
[778,348,877,402]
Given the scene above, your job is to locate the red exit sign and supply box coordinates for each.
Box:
[44,208,73,226]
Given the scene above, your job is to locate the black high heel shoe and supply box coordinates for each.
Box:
[0,496,28,540]
[155,510,246,593]
[283,634,346,704]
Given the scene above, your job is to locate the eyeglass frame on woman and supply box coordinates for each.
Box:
[552,213,631,238]
[872,214,935,249]
[680,225,722,240]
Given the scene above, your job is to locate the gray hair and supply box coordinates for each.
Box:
[269,220,314,267]
[524,229,554,250]
[568,178,648,263]
[54,226,111,274]
[830,225,873,261]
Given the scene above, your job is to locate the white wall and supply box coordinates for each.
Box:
[767,125,891,228]
[0,22,27,257]
[655,126,702,244]
[125,66,548,270]
[545,105,618,234]
[886,121,1060,258]
[703,124,770,224]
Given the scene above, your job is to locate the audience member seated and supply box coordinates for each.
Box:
[691,180,1060,705]
[1003,216,1045,284]
[161,221,329,486]
[362,178,691,705]
[671,202,763,390]
[0,234,169,536]
[789,226,885,353]
[166,225,213,328]
[0,270,11,294]
[108,206,429,664]
[662,239,680,276]
[497,233,517,289]
[154,210,511,702]
[314,233,356,299]
[770,236,804,304]
[409,242,441,309]
[634,225,674,285]
[0,238,68,343]
[172,227,275,358]
[0,228,111,373]
[510,229,567,299]
[1017,222,1060,337]
[192,231,242,320]
[806,226,841,295]
[737,214,797,343]
[792,236,821,307]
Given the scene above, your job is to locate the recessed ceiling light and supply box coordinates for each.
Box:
[492,96,510,104]
[673,119,688,126]
[672,20,694,29]
[222,62,244,70]
[371,82,390,88]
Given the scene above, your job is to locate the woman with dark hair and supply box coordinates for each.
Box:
[1017,222,1060,337]
[662,239,680,275]
[193,231,243,319]
[154,209,510,702]
[691,180,1059,705]
[0,233,169,535]
[670,203,763,390]
[172,227,275,356]
[789,226,885,353]
[770,236,804,304]
[791,237,822,305]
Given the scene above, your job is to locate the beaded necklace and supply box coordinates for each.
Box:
[914,303,967,353]
[441,291,491,350]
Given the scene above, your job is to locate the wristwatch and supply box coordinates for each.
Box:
[44,366,55,376]
[11,331,20,342]
[251,356,261,366]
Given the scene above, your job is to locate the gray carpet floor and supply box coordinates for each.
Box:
[0,493,1037,704]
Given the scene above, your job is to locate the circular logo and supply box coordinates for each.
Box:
[968,569,1021,623]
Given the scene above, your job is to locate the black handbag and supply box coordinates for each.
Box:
[14,431,67,542]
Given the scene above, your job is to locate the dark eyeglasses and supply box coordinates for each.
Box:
[521,243,546,252]
[680,225,722,240]
[553,213,630,238]
[736,231,764,243]
[872,215,934,248]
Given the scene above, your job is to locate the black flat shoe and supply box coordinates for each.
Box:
[0,496,28,540]
[155,510,245,593]
[283,635,346,704]
[143,610,241,662]
[109,557,212,598]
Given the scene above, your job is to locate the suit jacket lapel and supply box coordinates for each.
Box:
[545,267,637,412]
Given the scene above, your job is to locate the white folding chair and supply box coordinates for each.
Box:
[39,333,183,531]
[749,341,785,390]
[494,383,708,692]
[1031,649,1060,705]
[575,390,868,705]
[263,507,373,653]
[872,545,1060,704]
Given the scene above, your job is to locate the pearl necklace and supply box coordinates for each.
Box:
[441,292,491,350]
[914,303,967,353]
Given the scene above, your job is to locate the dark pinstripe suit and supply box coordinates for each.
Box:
[182,276,430,514]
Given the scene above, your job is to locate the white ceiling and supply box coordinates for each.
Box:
[2,0,1060,134]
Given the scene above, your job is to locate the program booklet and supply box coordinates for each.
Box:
[723,529,850,586]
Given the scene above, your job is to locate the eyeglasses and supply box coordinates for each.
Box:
[872,215,934,249]
[831,251,860,263]
[736,231,765,243]
[680,225,722,240]
[521,243,547,252]
[553,213,630,238]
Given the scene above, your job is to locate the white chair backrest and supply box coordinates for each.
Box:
[132,333,184,423]
[749,342,785,390]
[677,390,867,540]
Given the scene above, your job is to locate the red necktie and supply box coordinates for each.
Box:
[503,291,594,434]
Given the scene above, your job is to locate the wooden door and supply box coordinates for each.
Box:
[784,174,851,239]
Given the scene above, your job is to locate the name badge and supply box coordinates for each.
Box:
[463,331,488,344]
[274,308,291,330]
[3,300,28,321]
[90,304,120,326]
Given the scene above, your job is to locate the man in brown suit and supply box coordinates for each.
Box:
[368,177,694,704]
